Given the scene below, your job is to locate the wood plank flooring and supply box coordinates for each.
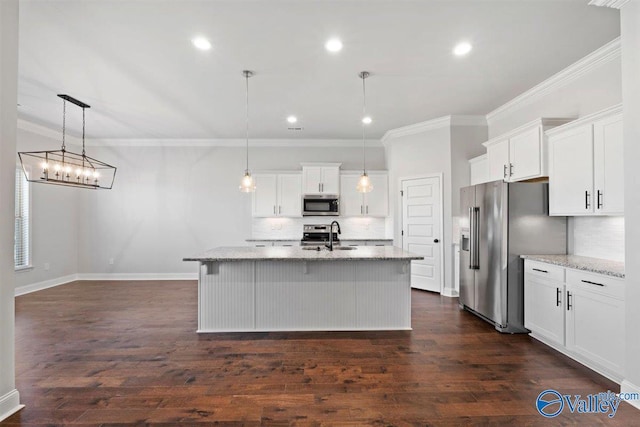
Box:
[3,280,639,426]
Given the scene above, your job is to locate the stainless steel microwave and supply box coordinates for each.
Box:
[302,194,339,216]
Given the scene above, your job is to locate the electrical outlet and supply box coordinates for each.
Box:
[109,258,115,265]
[44,262,50,271]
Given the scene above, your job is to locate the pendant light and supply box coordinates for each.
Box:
[357,71,373,193]
[239,70,256,192]
[18,94,117,189]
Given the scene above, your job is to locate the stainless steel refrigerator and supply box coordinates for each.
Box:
[459,180,566,333]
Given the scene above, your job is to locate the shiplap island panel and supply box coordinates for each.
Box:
[184,246,423,333]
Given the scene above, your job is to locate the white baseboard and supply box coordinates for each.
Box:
[0,389,23,423]
[14,274,78,296]
[621,380,640,410]
[75,273,198,281]
[15,273,198,296]
[441,288,459,298]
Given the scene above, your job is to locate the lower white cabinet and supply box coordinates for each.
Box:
[524,259,625,382]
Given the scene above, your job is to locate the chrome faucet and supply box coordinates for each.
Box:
[325,221,341,251]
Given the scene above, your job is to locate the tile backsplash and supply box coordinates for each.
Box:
[571,216,625,262]
[251,217,390,240]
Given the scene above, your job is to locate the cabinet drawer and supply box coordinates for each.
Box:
[566,269,624,299]
[525,260,565,282]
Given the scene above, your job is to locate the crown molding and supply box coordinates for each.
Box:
[17,119,381,148]
[545,104,622,137]
[381,115,486,145]
[588,0,629,8]
[486,37,621,125]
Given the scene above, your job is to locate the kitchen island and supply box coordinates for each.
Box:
[183,246,423,333]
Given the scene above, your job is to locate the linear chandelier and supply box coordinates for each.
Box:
[18,94,117,190]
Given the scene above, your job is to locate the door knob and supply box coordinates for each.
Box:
[434,239,439,243]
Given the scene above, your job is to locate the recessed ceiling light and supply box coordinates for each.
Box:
[362,116,372,125]
[192,36,212,51]
[325,38,343,53]
[453,41,472,56]
[287,115,298,124]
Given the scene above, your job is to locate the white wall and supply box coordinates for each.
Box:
[570,216,624,262]
[14,128,79,292]
[621,0,640,407]
[76,143,385,276]
[0,0,22,421]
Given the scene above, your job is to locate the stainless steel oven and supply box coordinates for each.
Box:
[302,194,339,216]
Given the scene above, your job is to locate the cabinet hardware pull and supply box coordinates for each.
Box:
[503,164,507,179]
[361,205,363,214]
[532,268,548,273]
[567,291,572,311]
[278,205,281,214]
[319,183,321,192]
[581,279,605,287]
[509,163,514,177]
[585,190,591,209]
[556,287,561,307]
[273,205,276,214]
[321,183,324,192]
[366,205,369,214]
[597,190,603,209]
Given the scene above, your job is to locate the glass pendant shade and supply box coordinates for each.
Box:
[239,170,256,193]
[356,172,373,193]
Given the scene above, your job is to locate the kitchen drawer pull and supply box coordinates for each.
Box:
[366,205,369,214]
[581,279,605,287]
[509,163,514,177]
[278,205,281,214]
[273,205,276,214]
[503,164,507,179]
[585,190,591,209]
[532,268,548,273]
[597,190,603,209]
[556,287,561,307]
[360,205,363,214]
[567,291,572,311]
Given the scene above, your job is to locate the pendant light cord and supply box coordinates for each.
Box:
[245,71,250,173]
[361,72,367,174]
[61,99,67,152]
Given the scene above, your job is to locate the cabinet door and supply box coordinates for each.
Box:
[339,174,364,216]
[593,114,624,215]
[252,174,278,217]
[549,124,594,215]
[509,126,542,181]
[364,173,389,217]
[321,167,340,194]
[277,174,302,217]
[565,283,625,376]
[524,273,565,346]
[486,139,510,182]
[302,167,323,194]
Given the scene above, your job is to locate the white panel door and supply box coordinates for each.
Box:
[277,174,302,217]
[252,174,278,217]
[548,124,594,215]
[401,176,442,293]
[509,126,541,181]
[486,139,509,182]
[593,114,624,215]
[365,173,389,217]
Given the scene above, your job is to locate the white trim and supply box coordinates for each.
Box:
[468,154,487,165]
[588,0,629,9]
[621,380,640,410]
[0,389,23,423]
[399,173,445,295]
[76,273,198,281]
[483,117,574,147]
[441,288,459,297]
[486,37,621,125]
[382,115,486,145]
[15,274,78,296]
[545,104,623,137]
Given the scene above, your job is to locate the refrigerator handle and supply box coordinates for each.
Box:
[470,207,480,270]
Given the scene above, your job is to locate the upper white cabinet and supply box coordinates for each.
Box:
[252,173,302,217]
[340,172,389,217]
[301,163,341,194]
[483,118,573,182]
[469,154,489,185]
[548,105,623,216]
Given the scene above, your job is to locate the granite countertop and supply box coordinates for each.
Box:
[520,254,625,278]
[184,246,423,262]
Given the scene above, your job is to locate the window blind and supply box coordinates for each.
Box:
[15,167,30,269]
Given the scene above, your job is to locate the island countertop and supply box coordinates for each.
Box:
[184,246,424,262]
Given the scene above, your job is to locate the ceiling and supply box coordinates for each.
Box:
[17,0,620,141]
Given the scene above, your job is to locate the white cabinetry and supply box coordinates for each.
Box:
[252,173,302,217]
[524,259,625,382]
[469,154,489,185]
[301,163,340,194]
[524,261,566,347]
[548,105,623,216]
[483,118,572,182]
[340,172,388,217]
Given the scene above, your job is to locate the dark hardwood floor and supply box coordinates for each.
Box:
[3,280,639,426]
